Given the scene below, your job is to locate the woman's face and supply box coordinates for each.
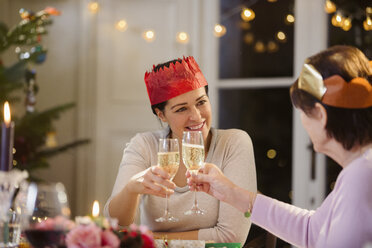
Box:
[157,87,212,144]
[300,109,327,153]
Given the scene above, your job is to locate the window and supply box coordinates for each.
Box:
[219,0,294,78]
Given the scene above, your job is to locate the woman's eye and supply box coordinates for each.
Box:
[197,100,206,106]
[175,107,186,112]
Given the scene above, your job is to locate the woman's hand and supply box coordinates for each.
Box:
[186,163,238,204]
[128,166,176,198]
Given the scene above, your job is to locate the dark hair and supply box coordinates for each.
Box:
[153,59,182,72]
[290,45,372,150]
[151,85,209,115]
[149,59,209,115]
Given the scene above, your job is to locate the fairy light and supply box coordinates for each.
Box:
[364,7,372,31]
[276,31,287,42]
[285,14,295,25]
[239,22,251,30]
[115,19,128,32]
[254,41,265,53]
[241,8,255,22]
[243,33,254,45]
[331,12,344,27]
[176,32,189,44]
[267,149,277,159]
[213,24,226,37]
[267,0,277,2]
[88,2,99,14]
[324,0,336,14]
[367,7,372,14]
[143,30,155,42]
[267,41,279,53]
[364,16,372,31]
[342,17,352,31]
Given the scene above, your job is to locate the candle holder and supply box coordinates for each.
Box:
[0,169,29,248]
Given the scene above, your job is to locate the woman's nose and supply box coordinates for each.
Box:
[189,107,202,121]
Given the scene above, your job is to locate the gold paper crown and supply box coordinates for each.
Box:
[298,61,372,109]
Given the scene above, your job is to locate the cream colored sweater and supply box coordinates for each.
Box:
[104,128,257,244]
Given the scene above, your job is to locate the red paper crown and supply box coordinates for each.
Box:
[144,56,208,105]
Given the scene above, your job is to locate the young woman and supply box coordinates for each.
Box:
[188,46,372,248]
[104,56,257,244]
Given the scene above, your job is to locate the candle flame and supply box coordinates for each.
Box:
[92,200,100,217]
[4,101,11,124]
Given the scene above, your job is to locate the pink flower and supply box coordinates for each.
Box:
[138,225,149,234]
[129,224,138,231]
[141,233,155,248]
[66,224,102,248]
[101,229,120,247]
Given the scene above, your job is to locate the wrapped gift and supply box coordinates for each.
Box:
[155,239,205,248]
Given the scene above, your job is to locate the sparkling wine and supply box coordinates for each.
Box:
[182,143,205,173]
[158,152,180,179]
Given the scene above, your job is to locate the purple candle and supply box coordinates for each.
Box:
[1,101,14,171]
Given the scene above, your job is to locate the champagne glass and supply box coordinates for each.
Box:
[155,138,180,222]
[182,131,206,215]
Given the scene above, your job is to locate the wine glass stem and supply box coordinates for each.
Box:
[193,190,198,208]
[165,190,170,214]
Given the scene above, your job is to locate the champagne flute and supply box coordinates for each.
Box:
[182,131,206,215]
[155,138,180,222]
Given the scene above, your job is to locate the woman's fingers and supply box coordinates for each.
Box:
[136,166,176,197]
[151,166,170,179]
[142,185,173,198]
[145,166,176,189]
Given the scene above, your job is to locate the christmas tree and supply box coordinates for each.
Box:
[0,7,89,180]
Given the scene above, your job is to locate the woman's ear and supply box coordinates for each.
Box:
[314,102,327,128]
[155,108,167,123]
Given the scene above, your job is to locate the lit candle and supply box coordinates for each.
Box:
[1,102,15,171]
[92,200,100,218]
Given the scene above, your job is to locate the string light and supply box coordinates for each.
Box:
[239,22,251,30]
[243,33,254,45]
[266,149,277,159]
[254,41,265,53]
[326,4,372,32]
[84,3,296,51]
[267,41,279,53]
[88,2,99,14]
[364,16,372,31]
[276,31,287,42]
[115,19,128,32]
[143,30,155,42]
[324,0,336,14]
[285,14,295,25]
[331,12,344,27]
[241,8,255,22]
[267,0,277,2]
[176,32,189,44]
[214,24,227,37]
[364,7,372,31]
[341,17,352,31]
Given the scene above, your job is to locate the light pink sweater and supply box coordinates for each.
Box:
[251,149,372,248]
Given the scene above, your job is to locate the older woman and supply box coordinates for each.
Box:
[188,45,372,247]
[104,56,257,243]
